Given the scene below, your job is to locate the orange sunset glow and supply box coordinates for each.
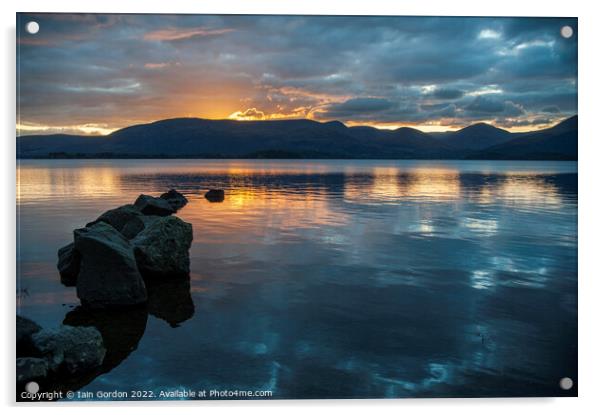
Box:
[16,14,576,137]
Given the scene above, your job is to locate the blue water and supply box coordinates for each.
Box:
[16,159,577,398]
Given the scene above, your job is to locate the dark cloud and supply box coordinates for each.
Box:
[431,88,465,100]
[464,96,525,117]
[318,98,394,119]
[16,13,577,133]
[541,105,561,113]
[495,117,554,128]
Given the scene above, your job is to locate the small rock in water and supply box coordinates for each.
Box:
[57,242,80,286]
[134,194,175,216]
[74,222,147,309]
[160,189,188,210]
[205,189,225,203]
[31,325,106,374]
[132,216,193,278]
[16,357,48,383]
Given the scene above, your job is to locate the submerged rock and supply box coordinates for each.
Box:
[17,357,48,383]
[86,204,146,239]
[134,195,175,216]
[160,189,188,210]
[31,325,105,375]
[132,216,193,278]
[74,222,147,309]
[205,189,225,203]
[17,316,42,357]
[57,242,80,286]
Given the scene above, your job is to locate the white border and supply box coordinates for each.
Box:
[3,0,601,413]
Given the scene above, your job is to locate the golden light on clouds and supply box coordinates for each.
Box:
[16,14,577,137]
[144,62,180,69]
[16,122,117,136]
[143,27,234,41]
[228,107,310,121]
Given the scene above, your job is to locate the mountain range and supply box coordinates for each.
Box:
[16,115,577,160]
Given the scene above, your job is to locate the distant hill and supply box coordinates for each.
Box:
[468,116,577,160]
[436,122,514,150]
[16,115,577,160]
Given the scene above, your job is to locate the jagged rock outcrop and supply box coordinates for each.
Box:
[55,190,193,308]
[17,357,49,384]
[132,216,193,277]
[74,222,147,309]
[134,194,175,216]
[86,204,147,239]
[16,322,107,387]
[30,325,106,375]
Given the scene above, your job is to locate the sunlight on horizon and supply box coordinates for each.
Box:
[16,115,565,137]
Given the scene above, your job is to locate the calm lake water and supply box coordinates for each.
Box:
[16,159,577,399]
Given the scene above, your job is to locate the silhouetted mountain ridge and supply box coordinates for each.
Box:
[17,115,577,160]
[438,122,513,150]
[468,116,577,160]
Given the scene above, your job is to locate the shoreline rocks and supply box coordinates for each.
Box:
[56,190,192,309]
[31,325,106,375]
[20,189,193,391]
[16,316,106,385]
[17,357,48,383]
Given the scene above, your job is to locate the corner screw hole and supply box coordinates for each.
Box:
[25,21,39,35]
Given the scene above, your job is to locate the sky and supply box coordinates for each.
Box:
[16,14,577,135]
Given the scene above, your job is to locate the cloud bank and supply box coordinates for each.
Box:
[17,14,577,134]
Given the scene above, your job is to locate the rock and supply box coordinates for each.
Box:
[31,325,106,375]
[57,243,80,286]
[86,204,146,239]
[134,194,175,216]
[205,189,225,202]
[160,189,188,210]
[132,216,193,278]
[17,316,42,357]
[64,306,148,371]
[74,222,147,309]
[120,214,159,240]
[17,357,48,383]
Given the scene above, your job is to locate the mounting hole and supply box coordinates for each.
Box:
[559,377,574,390]
[560,25,573,39]
[25,21,39,35]
[25,381,40,394]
